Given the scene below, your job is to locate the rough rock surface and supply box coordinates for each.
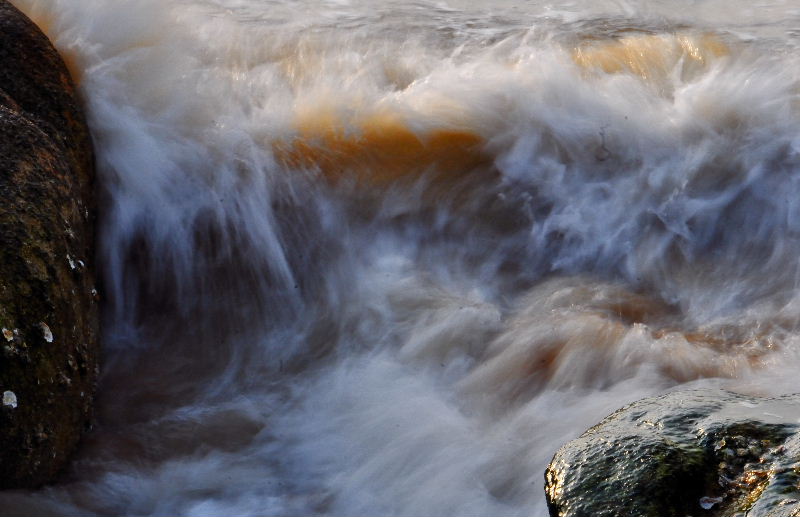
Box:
[545,390,800,517]
[0,0,98,488]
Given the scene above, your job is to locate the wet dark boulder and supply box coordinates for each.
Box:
[545,390,800,517]
[0,0,98,488]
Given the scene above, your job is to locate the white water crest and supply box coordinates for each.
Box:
[5,0,800,515]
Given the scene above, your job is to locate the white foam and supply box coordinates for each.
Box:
[7,0,800,515]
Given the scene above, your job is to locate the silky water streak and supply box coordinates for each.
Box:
[4,0,800,515]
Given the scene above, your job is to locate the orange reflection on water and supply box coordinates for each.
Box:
[274,107,489,185]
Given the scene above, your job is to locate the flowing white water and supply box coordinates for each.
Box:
[4,0,800,515]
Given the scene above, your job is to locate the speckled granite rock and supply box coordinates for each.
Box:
[545,390,800,517]
[0,0,98,488]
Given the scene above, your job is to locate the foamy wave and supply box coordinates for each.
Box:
[6,0,800,515]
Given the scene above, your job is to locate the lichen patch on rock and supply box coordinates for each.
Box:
[39,322,53,343]
[2,390,17,409]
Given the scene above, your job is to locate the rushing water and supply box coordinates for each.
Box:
[4,0,800,515]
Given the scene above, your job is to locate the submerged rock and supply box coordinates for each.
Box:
[0,0,98,488]
[545,390,800,517]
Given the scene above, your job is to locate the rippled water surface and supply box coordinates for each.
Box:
[5,0,800,515]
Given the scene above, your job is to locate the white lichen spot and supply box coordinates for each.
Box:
[39,322,53,343]
[67,254,76,270]
[2,328,12,341]
[699,496,722,510]
[3,390,17,409]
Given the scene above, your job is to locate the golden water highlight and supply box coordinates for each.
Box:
[458,278,774,408]
[273,106,490,185]
[572,33,729,84]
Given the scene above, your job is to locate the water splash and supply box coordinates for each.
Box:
[6,0,800,515]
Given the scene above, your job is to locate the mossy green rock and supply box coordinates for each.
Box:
[0,0,98,488]
[545,390,800,517]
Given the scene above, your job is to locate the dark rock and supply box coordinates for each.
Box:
[545,390,800,517]
[0,0,98,488]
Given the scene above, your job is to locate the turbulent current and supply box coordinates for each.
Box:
[5,0,800,515]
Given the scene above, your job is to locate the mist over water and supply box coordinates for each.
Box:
[5,0,800,515]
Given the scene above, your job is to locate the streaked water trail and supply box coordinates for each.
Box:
[5,0,800,515]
